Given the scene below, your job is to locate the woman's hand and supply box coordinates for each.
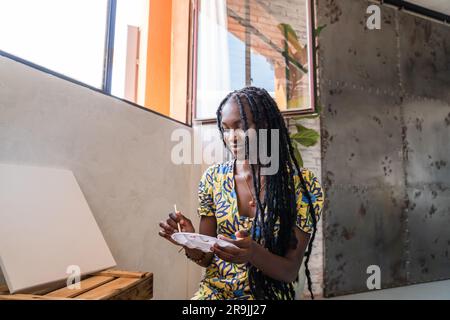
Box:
[212,230,255,264]
[158,211,195,246]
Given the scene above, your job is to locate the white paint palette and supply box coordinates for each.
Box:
[171,232,238,253]
[0,163,116,293]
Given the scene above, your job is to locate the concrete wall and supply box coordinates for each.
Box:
[0,55,204,299]
[318,0,450,297]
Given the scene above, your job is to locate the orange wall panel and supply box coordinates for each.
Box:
[145,0,173,116]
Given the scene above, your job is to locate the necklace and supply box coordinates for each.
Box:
[243,174,266,207]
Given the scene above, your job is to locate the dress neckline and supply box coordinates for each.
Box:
[230,158,262,221]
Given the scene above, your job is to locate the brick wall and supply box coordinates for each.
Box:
[288,117,323,299]
[226,0,311,109]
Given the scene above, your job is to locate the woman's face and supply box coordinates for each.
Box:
[220,98,256,159]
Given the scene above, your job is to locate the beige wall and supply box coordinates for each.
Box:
[0,56,204,299]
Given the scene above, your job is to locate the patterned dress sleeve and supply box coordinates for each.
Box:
[197,165,217,217]
[294,169,325,234]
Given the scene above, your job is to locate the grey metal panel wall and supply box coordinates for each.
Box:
[319,0,450,297]
[399,11,450,285]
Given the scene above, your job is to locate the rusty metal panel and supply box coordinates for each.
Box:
[399,11,450,104]
[406,185,450,283]
[317,0,400,93]
[402,97,450,284]
[402,99,450,189]
[320,85,408,297]
[324,185,407,296]
[320,88,404,188]
[400,11,450,285]
[318,0,407,297]
[318,0,450,297]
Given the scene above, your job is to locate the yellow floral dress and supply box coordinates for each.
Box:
[192,159,324,300]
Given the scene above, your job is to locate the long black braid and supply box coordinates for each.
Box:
[216,86,318,300]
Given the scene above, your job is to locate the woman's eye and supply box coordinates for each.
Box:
[224,128,237,133]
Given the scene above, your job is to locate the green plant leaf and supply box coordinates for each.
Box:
[278,23,302,52]
[315,24,327,37]
[291,124,319,147]
[283,52,308,73]
[292,143,304,167]
[315,103,323,114]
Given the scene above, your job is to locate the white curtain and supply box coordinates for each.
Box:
[196,0,230,119]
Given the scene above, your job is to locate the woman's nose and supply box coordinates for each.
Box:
[227,130,237,143]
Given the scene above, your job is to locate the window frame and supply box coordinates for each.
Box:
[103,0,117,94]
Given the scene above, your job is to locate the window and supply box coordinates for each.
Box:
[0,0,109,89]
[0,0,316,125]
[109,0,192,124]
[0,0,192,125]
[110,0,149,106]
[192,0,317,120]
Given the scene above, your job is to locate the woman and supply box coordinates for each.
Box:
[159,86,324,300]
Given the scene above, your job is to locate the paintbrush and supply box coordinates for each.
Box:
[174,204,185,253]
[174,204,181,232]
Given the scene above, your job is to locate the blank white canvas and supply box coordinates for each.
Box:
[0,163,116,293]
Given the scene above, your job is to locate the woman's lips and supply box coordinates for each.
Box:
[231,145,245,155]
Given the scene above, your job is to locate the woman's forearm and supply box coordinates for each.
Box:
[249,242,300,283]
